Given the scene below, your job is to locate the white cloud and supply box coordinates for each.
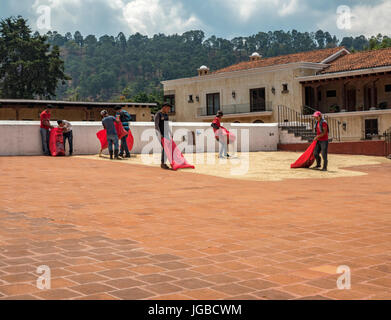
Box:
[120,0,203,35]
[214,0,301,21]
[349,1,391,36]
[318,0,391,37]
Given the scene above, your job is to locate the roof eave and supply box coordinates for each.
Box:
[297,65,391,83]
[162,62,328,86]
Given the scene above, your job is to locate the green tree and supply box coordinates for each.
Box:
[0,16,70,99]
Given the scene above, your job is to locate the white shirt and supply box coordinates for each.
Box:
[62,120,72,133]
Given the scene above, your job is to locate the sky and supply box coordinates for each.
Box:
[0,0,390,40]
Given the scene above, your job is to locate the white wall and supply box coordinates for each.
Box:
[0,121,279,156]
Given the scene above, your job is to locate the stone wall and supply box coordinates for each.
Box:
[0,121,279,156]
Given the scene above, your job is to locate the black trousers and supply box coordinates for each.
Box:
[63,131,73,154]
[160,140,167,164]
[314,140,328,164]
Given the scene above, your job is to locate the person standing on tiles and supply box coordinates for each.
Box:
[114,106,132,158]
[313,111,329,171]
[211,110,230,159]
[40,104,54,156]
[154,103,172,170]
[101,110,122,160]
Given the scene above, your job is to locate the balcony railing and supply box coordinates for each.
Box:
[197,102,273,117]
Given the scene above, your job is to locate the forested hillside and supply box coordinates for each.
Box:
[44,29,390,104]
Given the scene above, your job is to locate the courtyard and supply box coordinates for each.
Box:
[0,152,391,300]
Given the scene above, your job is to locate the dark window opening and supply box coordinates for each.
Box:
[250,88,266,112]
[206,93,220,116]
[282,84,289,93]
[164,94,175,113]
[304,86,316,109]
[188,95,194,103]
[365,119,378,139]
[253,120,264,123]
[326,90,337,98]
[385,84,391,92]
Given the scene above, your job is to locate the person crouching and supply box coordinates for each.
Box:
[57,120,73,156]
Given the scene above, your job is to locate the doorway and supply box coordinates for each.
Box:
[250,88,266,112]
[346,89,356,112]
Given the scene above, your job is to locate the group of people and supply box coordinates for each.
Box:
[40,105,73,156]
[211,109,329,171]
[100,106,132,160]
[39,103,329,171]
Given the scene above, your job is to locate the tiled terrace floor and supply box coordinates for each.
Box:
[0,156,391,300]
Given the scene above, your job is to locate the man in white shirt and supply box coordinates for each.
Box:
[57,120,73,156]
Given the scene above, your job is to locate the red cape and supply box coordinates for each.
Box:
[215,126,236,144]
[290,141,317,169]
[49,128,65,157]
[97,122,130,150]
[162,137,195,171]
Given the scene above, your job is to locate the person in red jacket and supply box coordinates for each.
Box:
[40,104,54,156]
[211,110,230,159]
[313,111,329,171]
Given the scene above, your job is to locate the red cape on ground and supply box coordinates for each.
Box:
[162,137,195,171]
[96,123,128,150]
[49,128,65,157]
[290,141,317,168]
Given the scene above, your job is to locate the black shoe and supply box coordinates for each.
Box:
[114,150,122,160]
[119,153,124,158]
[322,161,328,171]
[109,151,113,160]
[125,154,131,158]
[226,154,230,158]
[161,164,170,170]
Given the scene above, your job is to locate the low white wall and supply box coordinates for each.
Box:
[0,121,279,156]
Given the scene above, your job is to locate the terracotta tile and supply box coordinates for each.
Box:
[70,283,115,295]
[105,278,146,289]
[239,279,278,290]
[183,288,228,300]
[67,273,109,284]
[98,269,137,279]
[144,283,183,295]
[110,288,155,300]
[255,289,296,300]
[174,279,213,290]
[213,283,255,295]
[35,288,80,300]
[137,274,177,284]
[282,284,323,296]
[128,265,166,275]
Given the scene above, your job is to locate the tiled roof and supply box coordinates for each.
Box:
[213,47,345,74]
[322,47,391,74]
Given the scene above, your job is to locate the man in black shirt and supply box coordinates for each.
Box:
[154,103,172,169]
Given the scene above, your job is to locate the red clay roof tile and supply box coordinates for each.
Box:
[322,47,391,74]
[213,47,346,74]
